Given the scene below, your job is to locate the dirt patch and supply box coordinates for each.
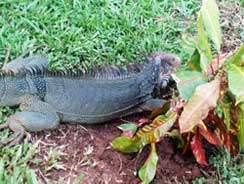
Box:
[31,114,210,184]
[220,1,244,52]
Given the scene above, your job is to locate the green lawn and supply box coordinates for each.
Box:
[0,0,243,183]
[0,0,198,69]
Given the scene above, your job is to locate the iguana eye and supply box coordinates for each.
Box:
[160,80,168,88]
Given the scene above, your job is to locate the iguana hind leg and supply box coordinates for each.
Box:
[0,96,60,145]
[2,56,49,73]
[0,112,59,146]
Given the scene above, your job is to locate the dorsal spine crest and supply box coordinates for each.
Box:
[0,62,152,80]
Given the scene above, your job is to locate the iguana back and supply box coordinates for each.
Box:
[44,62,157,123]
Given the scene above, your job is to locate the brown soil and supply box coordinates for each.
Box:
[31,114,211,184]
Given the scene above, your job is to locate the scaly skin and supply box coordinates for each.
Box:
[0,52,180,145]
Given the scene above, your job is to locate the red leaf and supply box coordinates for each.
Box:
[138,118,150,126]
[199,127,221,146]
[191,131,208,166]
[183,133,192,154]
[209,112,232,152]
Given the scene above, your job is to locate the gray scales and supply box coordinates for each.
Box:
[0,52,180,145]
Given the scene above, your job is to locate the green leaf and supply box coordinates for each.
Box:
[138,143,158,184]
[199,53,210,74]
[179,78,221,133]
[197,13,212,72]
[111,136,141,153]
[222,103,232,131]
[137,112,177,146]
[228,64,244,104]
[182,35,197,56]
[117,123,138,133]
[172,70,208,100]
[218,96,232,131]
[150,102,171,119]
[197,13,212,60]
[201,0,222,51]
[167,129,185,148]
[112,112,177,154]
[186,49,201,72]
[229,43,244,65]
[238,103,244,147]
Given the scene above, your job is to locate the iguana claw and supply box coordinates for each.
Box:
[0,132,24,146]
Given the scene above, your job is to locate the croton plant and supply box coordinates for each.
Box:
[111,0,244,183]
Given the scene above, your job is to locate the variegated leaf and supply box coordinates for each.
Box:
[179,78,221,133]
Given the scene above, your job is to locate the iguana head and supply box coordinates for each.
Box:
[147,51,181,88]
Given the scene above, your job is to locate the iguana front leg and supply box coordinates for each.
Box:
[2,56,49,73]
[140,99,166,111]
[0,96,60,145]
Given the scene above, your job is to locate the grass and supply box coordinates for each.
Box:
[0,0,243,183]
[0,140,40,184]
[0,0,199,69]
[210,149,244,183]
[192,149,244,184]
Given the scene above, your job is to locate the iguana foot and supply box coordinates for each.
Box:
[0,117,26,146]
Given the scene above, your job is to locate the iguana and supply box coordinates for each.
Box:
[0,52,180,145]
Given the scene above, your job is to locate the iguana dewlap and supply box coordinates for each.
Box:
[0,52,180,145]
